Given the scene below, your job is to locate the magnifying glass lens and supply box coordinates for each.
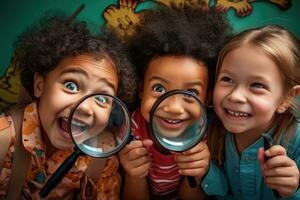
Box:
[151,91,207,152]
[69,94,130,157]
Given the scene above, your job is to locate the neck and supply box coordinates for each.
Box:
[233,132,260,154]
[42,130,57,157]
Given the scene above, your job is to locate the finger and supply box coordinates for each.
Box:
[179,167,207,177]
[265,155,295,169]
[265,145,287,158]
[127,155,152,169]
[127,161,151,177]
[182,142,207,155]
[126,147,151,161]
[265,176,299,188]
[142,139,153,148]
[120,140,145,155]
[267,183,297,198]
[264,166,298,177]
[176,149,209,162]
[176,159,208,170]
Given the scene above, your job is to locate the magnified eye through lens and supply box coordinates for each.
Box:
[150,90,207,152]
[68,93,131,157]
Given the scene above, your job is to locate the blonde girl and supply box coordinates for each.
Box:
[202,25,300,200]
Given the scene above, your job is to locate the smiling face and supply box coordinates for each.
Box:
[140,56,208,137]
[213,44,286,141]
[34,54,118,150]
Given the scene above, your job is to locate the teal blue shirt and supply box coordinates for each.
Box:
[201,123,300,200]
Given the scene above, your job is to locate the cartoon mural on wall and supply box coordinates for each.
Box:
[0,55,22,112]
[0,0,293,112]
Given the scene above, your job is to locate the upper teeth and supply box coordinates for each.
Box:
[166,119,181,124]
[72,120,86,127]
[227,110,248,117]
[63,117,86,127]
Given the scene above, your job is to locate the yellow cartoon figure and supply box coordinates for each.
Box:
[103,0,142,38]
[0,54,22,112]
[155,0,209,9]
[216,0,252,16]
[216,0,290,17]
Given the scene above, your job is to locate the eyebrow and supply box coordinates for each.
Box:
[149,76,170,84]
[149,75,205,88]
[60,68,116,92]
[220,68,270,82]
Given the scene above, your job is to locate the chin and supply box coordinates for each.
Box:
[52,140,74,150]
[223,125,245,134]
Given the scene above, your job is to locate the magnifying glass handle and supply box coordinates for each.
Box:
[39,148,83,197]
[263,136,280,198]
[187,176,197,188]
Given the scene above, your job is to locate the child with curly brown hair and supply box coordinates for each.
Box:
[0,13,137,199]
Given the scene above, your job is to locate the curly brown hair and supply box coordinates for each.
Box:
[14,14,137,109]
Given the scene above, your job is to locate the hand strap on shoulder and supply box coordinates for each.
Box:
[6,108,31,200]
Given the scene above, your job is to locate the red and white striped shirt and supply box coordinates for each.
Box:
[131,110,181,199]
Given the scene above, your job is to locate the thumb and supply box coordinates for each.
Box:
[142,139,153,148]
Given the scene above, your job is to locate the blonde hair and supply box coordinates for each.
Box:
[208,25,300,164]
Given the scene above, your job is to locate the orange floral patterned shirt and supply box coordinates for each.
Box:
[0,102,120,199]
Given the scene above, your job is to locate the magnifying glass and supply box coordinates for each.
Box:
[149,90,207,188]
[40,93,131,197]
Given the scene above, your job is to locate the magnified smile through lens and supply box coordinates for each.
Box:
[157,117,185,130]
[59,117,88,138]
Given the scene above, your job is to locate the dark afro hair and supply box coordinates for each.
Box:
[14,14,137,109]
[127,4,232,97]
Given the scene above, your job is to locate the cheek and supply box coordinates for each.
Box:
[251,98,279,117]
[213,87,225,106]
[140,97,157,123]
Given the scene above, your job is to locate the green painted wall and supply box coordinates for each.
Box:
[1,0,300,75]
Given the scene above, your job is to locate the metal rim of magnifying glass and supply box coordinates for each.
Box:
[67,93,131,158]
[149,89,207,152]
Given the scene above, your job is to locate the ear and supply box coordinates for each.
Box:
[34,73,44,98]
[277,85,300,114]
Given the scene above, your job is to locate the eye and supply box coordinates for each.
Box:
[64,81,78,92]
[220,76,233,83]
[251,83,267,89]
[187,89,198,96]
[95,95,110,105]
[153,84,166,94]
[184,89,198,99]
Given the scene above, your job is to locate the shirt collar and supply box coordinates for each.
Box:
[22,102,46,157]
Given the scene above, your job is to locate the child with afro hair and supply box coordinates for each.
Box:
[119,4,232,200]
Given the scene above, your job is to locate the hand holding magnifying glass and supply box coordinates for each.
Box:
[149,90,208,188]
[39,93,131,197]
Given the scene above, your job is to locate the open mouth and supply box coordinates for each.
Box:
[156,117,185,130]
[58,117,88,138]
[225,108,251,118]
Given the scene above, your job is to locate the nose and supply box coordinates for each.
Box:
[75,98,94,117]
[227,86,247,103]
[162,95,185,114]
